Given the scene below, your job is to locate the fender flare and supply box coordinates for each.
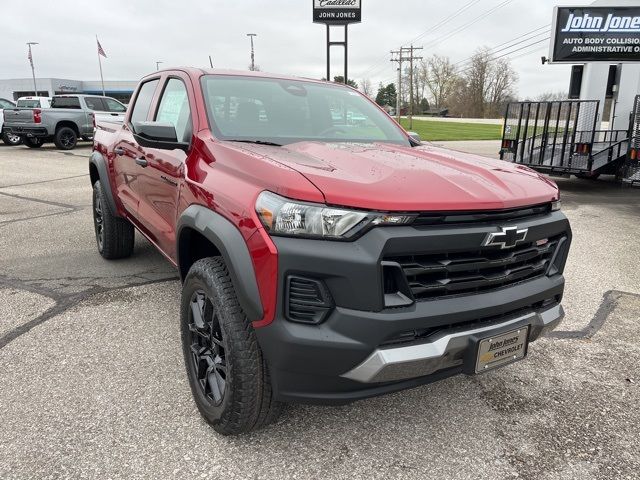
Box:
[89,151,120,216]
[177,205,264,322]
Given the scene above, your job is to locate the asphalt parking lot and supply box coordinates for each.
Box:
[1,142,639,480]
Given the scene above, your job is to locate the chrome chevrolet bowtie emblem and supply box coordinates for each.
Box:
[483,226,528,249]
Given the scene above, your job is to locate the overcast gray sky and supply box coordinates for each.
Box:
[1,0,588,98]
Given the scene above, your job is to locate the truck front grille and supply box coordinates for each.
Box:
[385,235,563,301]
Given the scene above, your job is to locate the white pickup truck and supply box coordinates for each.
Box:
[3,94,127,150]
[0,98,23,146]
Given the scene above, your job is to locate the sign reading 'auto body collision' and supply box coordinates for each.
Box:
[551,6,640,63]
[313,0,361,25]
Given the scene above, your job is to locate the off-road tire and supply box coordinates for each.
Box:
[92,180,134,259]
[181,257,282,435]
[23,137,43,148]
[54,126,78,150]
[1,131,22,146]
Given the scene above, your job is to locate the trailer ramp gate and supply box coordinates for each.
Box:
[500,100,628,176]
[623,95,640,185]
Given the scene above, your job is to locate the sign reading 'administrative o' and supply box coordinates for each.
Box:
[551,6,640,63]
[313,0,361,25]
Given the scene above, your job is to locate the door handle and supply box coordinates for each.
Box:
[135,157,148,167]
[114,146,125,156]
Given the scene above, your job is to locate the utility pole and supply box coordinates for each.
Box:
[26,42,38,96]
[406,45,423,130]
[391,46,421,126]
[247,33,257,71]
[390,50,403,122]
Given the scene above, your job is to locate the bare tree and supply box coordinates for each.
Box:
[459,47,518,118]
[486,58,518,117]
[535,91,568,102]
[360,78,373,97]
[424,54,458,109]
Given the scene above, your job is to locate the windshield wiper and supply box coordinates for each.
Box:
[227,139,282,147]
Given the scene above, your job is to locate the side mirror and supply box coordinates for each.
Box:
[407,131,421,145]
[131,121,189,152]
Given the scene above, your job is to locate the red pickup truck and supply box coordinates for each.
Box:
[90,68,571,435]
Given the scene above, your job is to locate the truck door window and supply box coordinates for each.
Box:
[130,79,160,124]
[104,98,126,113]
[85,97,107,111]
[155,78,192,143]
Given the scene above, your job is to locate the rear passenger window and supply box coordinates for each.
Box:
[51,97,81,109]
[130,79,159,124]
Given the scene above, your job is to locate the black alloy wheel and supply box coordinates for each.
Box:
[187,290,228,406]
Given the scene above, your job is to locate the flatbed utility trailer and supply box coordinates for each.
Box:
[499,98,638,182]
[622,95,640,186]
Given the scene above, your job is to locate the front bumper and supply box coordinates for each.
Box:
[341,304,563,383]
[255,211,571,404]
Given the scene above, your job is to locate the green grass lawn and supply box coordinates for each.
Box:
[399,118,503,141]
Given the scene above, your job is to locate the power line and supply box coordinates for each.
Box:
[452,25,550,67]
[457,37,550,75]
[367,0,518,83]
[358,0,482,79]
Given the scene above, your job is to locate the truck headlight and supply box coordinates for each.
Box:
[256,191,415,239]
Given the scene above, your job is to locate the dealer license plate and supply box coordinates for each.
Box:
[475,326,529,373]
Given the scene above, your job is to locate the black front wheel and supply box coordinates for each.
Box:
[181,257,282,435]
[23,137,43,148]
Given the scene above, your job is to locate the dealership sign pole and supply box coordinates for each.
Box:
[313,0,362,84]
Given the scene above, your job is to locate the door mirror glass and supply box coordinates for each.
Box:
[132,121,189,152]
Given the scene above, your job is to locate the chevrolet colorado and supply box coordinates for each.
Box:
[90,68,571,435]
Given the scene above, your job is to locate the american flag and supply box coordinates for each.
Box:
[27,46,33,68]
[97,38,107,58]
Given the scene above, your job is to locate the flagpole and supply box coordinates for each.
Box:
[97,36,105,96]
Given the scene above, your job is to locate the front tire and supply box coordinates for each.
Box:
[23,137,43,148]
[181,257,282,435]
[1,131,23,146]
[54,126,78,150]
[92,180,134,259]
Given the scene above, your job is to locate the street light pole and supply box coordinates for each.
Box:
[156,61,163,71]
[247,33,257,71]
[27,42,39,96]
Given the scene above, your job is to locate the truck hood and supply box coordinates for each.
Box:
[232,141,559,211]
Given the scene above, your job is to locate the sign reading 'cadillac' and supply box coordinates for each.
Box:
[313,0,361,25]
[550,6,640,63]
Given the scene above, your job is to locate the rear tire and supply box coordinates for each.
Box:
[1,131,23,146]
[23,137,43,148]
[54,126,78,150]
[92,180,134,259]
[181,257,282,435]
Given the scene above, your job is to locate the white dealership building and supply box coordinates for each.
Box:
[0,78,138,104]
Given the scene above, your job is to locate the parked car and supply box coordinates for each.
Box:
[3,94,127,150]
[16,96,52,109]
[90,68,571,435]
[0,98,22,145]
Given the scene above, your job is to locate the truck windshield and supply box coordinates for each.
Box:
[201,75,409,146]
